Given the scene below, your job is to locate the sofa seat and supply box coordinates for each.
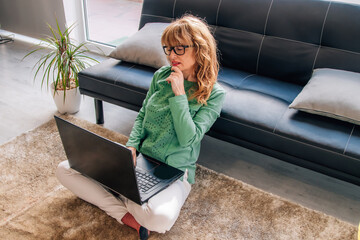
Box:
[216,67,354,151]
[209,68,360,183]
[218,68,302,131]
[79,59,154,111]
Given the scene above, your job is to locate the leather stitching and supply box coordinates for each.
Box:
[215,0,222,26]
[256,37,265,74]
[256,0,274,74]
[263,0,274,35]
[312,1,332,71]
[272,109,289,134]
[343,125,355,155]
[141,14,173,22]
[173,0,177,18]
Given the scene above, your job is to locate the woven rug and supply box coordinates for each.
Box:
[0,115,357,240]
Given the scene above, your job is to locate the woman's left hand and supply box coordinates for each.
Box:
[127,146,137,166]
[166,66,186,96]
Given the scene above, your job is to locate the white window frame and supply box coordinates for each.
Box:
[62,0,115,56]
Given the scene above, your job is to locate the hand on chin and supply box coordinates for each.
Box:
[166,66,185,96]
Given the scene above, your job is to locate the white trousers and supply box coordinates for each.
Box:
[56,160,191,233]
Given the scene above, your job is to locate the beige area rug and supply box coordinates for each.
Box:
[0,115,357,240]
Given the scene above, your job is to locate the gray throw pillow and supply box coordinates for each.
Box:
[289,68,360,125]
[109,22,170,69]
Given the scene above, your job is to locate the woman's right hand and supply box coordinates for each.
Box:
[128,146,137,166]
[166,66,186,96]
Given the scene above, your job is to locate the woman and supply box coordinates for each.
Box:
[56,15,225,240]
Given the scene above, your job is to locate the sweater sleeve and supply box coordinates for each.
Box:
[126,69,160,150]
[168,84,226,147]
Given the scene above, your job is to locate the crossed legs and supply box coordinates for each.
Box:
[56,160,191,233]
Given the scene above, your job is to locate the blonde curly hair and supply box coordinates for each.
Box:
[161,15,219,105]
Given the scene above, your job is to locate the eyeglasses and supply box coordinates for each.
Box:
[162,45,194,56]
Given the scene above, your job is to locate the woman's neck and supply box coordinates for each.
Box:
[183,71,197,82]
[186,75,197,82]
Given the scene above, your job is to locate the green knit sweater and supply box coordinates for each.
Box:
[126,66,226,184]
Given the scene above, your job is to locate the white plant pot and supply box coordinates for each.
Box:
[51,83,81,114]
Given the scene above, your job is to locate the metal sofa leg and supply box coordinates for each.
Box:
[94,99,104,124]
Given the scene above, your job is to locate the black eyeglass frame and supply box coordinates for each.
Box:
[162,45,194,56]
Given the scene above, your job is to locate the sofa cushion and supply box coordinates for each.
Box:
[109,22,170,69]
[289,68,360,125]
[275,108,355,154]
[218,67,302,103]
[273,108,360,178]
[219,86,290,132]
[217,68,303,132]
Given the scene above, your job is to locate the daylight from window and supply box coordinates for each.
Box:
[84,0,143,47]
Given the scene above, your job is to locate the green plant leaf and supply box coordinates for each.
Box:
[24,17,99,103]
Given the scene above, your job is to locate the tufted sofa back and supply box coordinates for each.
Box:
[139,0,360,86]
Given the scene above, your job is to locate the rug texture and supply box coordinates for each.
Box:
[0,115,357,240]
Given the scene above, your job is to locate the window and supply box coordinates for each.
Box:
[83,0,143,47]
[63,0,143,55]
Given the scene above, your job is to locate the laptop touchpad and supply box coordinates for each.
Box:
[136,155,159,171]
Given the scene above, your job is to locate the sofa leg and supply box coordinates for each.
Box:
[94,99,104,124]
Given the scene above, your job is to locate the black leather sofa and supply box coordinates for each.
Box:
[79,0,360,186]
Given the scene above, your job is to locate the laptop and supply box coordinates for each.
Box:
[54,116,184,205]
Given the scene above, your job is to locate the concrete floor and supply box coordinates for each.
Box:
[1,39,359,226]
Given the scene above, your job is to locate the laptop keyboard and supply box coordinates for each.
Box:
[135,171,161,193]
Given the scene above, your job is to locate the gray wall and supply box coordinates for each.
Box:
[0,0,67,39]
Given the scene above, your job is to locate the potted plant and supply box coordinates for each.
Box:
[24,20,99,114]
